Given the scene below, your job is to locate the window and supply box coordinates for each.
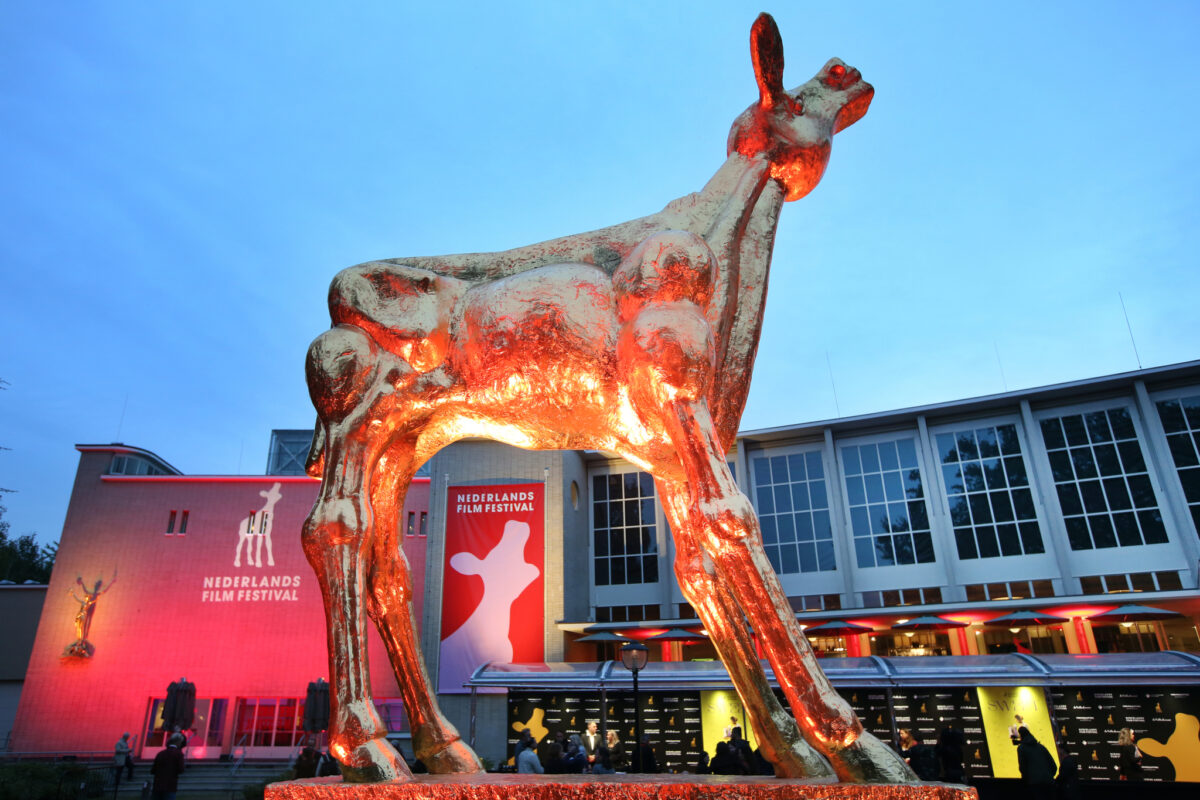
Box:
[592,472,659,587]
[1039,407,1168,549]
[860,587,941,608]
[1077,571,1181,595]
[841,437,934,567]
[594,604,660,623]
[936,423,1043,559]
[166,510,177,535]
[962,580,1054,602]
[233,697,303,749]
[751,449,835,574]
[110,454,168,476]
[418,511,428,536]
[179,510,189,535]
[406,511,415,537]
[1155,393,1200,539]
[788,594,842,612]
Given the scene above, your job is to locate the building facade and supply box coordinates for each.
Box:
[10,360,1200,773]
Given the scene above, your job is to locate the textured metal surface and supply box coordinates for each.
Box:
[301,12,905,785]
[268,775,976,800]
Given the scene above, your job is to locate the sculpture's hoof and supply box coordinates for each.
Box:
[339,738,412,783]
[829,731,918,784]
[422,737,485,775]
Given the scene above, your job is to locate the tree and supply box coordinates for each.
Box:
[0,503,56,584]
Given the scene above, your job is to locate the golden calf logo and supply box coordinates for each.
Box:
[233,482,282,568]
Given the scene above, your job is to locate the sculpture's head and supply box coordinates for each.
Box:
[727,13,874,201]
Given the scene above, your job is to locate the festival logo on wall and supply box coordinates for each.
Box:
[201,482,302,604]
[439,484,544,694]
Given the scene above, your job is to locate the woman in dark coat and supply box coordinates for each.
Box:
[1015,727,1057,800]
[1117,728,1142,781]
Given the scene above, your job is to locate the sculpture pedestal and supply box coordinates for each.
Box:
[266,774,977,800]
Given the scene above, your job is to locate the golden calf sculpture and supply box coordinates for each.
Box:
[302,13,913,785]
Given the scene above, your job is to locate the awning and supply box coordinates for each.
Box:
[465,651,1200,691]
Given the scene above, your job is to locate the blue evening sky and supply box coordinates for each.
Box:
[2,2,1198,544]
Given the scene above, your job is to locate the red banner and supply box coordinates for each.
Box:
[438,484,544,694]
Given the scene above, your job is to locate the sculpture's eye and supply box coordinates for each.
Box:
[789,97,804,115]
[829,64,846,79]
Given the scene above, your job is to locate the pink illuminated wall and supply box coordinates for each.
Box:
[12,446,430,758]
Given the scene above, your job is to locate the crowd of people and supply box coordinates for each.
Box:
[513,716,779,776]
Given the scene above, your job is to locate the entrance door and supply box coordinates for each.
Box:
[141,697,229,760]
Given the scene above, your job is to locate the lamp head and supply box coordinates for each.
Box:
[620,641,649,671]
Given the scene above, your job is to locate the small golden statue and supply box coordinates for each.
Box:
[63,570,116,658]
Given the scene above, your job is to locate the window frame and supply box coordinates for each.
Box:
[747,442,838,577]
[834,429,938,571]
[1031,397,1176,552]
[927,413,1054,563]
[587,464,665,609]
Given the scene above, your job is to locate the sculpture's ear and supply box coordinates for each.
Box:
[751,13,785,109]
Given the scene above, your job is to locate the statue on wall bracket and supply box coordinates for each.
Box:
[63,569,116,658]
[300,13,915,785]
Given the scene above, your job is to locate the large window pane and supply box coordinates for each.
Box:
[753,447,836,574]
[843,439,933,568]
[938,422,1044,560]
[1156,393,1200,543]
[592,470,659,586]
[1041,406,1166,551]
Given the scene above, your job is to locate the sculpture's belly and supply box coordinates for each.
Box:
[453,263,619,389]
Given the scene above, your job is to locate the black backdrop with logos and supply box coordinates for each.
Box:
[1050,685,1200,782]
[507,685,1199,781]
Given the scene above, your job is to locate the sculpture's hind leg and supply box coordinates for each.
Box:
[365,439,484,774]
[303,324,410,782]
[660,398,915,783]
[658,492,834,779]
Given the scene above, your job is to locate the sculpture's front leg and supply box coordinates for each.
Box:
[657,488,834,779]
[303,326,410,783]
[661,397,915,783]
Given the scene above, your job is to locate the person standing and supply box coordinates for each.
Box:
[581,721,601,768]
[898,728,939,781]
[1015,727,1056,800]
[1117,727,1143,781]
[935,725,966,783]
[604,729,625,770]
[591,746,616,774]
[516,743,544,774]
[1055,743,1081,800]
[636,734,659,774]
[150,739,185,800]
[112,732,133,783]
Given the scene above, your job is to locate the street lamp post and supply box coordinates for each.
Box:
[619,641,649,772]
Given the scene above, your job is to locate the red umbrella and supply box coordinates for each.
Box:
[1088,604,1181,623]
[645,628,709,643]
[985,610,1069,627]
[803,620,875,636]
[891,615,968,632]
